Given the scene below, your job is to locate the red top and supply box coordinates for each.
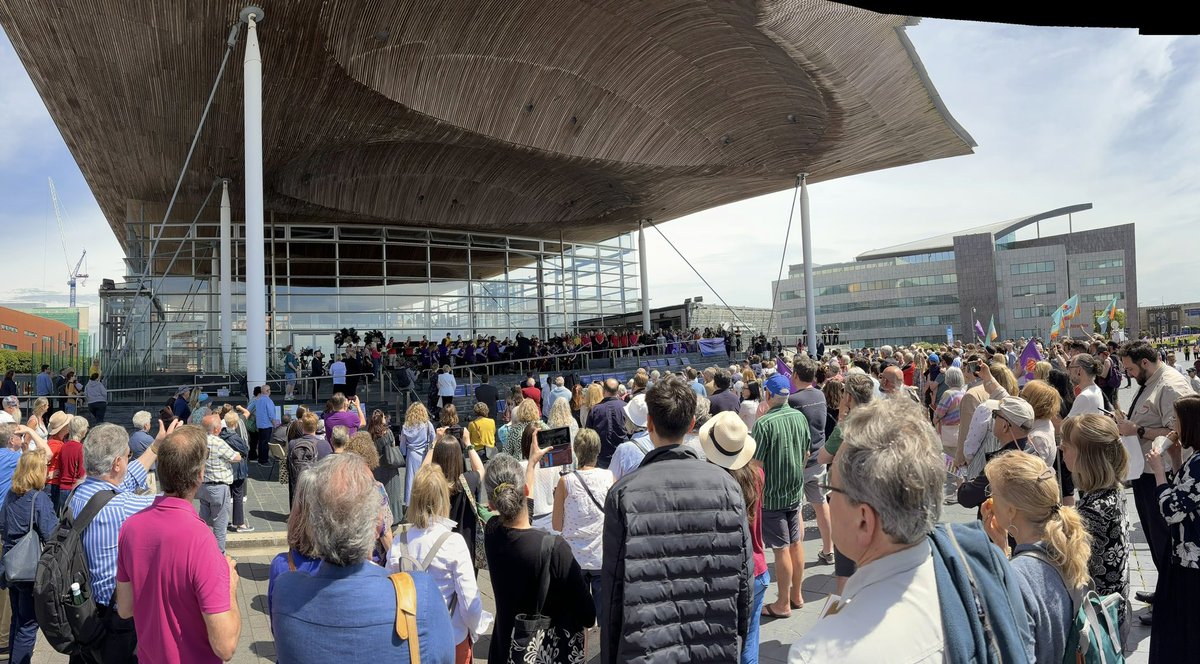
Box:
[57,439,86,490]
[750,466,767,576]
[46,438,64,487]
[902,364,916,387]
[521,386,542,407]
[612,334,622,348]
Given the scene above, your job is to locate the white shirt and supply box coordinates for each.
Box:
[330,361,347,384]
[1027,419,1057,467]
[789,540,943,663]
[739,399,760,431]
[560,468,613,570]
[1067,383,1106,418]
[1191,375,1200,393]
[437,372,457,397]
[386,518,493,644]
[609,433,653,482]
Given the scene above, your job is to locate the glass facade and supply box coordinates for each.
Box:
[99,216,639,377]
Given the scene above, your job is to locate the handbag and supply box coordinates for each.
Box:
[507,534,585,664]
[459,475,491,570]
[4,496,43,583]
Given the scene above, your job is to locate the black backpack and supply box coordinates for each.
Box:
[33,489,116,654]
[288,436,318,481]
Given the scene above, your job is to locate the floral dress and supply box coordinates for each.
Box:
[1077,486,1130,632]
[1158,452,1200,568]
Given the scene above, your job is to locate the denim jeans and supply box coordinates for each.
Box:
[9,583,37,664]
[741,569,770,664]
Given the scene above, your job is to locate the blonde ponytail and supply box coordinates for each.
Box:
[986,451,1093,591]
[1042,505,1092,591]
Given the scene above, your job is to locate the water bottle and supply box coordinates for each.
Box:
[70,583,83,606]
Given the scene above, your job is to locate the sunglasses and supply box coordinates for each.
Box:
[817,482,849,497]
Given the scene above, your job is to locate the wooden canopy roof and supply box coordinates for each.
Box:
[1,0,974,250]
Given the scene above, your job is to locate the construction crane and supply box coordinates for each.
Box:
[48,178,89,307]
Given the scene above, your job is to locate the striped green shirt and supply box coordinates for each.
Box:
[751,402,811,511]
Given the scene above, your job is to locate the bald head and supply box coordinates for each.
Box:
[881,366,905,393]
[202,413,222,434]
[603,378,619,395]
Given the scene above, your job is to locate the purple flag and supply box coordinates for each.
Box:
[1016,341,1044,385]
[974,320,986,339]
[775,356,800,391]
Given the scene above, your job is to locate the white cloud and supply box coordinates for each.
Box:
[644,21,1200,310]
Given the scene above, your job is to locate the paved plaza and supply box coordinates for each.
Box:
[29,383,1157,662]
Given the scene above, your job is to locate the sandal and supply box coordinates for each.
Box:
[790,600,804,610]
[761,605,791,619]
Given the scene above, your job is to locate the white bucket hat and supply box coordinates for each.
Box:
[698,411,757,470]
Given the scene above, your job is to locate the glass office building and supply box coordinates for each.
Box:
[99,215,640,377]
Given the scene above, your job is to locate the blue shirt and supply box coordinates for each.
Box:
[0,449,21,497]
[267,549,321,619]
[254,395,278,429]
[67,462,154,605]
[690,380,707,397]
[272,562,454,663]
[35,373,53,396]
[129,430,156,471]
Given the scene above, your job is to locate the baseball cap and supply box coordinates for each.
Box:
[48,411,72,436]
[928,353,940,364]
[1,396,18,409]
[197,393,210,403]
[985,397,1035,429]
[764,374,791,397]
[624,394,648,429]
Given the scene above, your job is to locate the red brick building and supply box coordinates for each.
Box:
[0,306,79,359]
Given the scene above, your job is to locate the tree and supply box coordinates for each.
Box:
[1091,309,1127,338]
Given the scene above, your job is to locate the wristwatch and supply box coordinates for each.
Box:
[1137,425,1146,439]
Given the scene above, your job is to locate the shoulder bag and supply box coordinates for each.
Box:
[4,497,43,583]
[506,534,585,664]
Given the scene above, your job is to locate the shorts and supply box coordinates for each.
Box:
[762,506,801,549]
[834,545,857,578]
[804,463,827,505]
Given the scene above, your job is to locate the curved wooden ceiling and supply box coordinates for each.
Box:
[0,0,974,248]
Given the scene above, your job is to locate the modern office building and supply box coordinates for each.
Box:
[772,204,1139,347]
[2,1,976,381]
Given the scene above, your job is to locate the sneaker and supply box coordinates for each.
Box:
[236,524,256,533]
[817,550,835,565]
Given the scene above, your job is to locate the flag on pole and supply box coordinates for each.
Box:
[774,356,800,392]
[987,316,999,342]
[1016,338,1044,385]
[974,320,986,339]
[1049,307,1064,340]
[1058,295,1080,322]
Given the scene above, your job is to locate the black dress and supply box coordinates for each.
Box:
[448,470,481,569]
[484,520,595,663]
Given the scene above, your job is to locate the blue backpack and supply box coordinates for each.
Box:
[930,521,1033,664]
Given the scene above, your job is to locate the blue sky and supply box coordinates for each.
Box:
[1,18,1196,332]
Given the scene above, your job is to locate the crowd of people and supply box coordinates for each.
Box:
[0,331,1197,662]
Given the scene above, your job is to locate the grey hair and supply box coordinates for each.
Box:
[306,454,380,566]
[1072,353,1098,378]
[693,396,712,429]
[843,373,875,407]
[880,345,894,358]
[484,453,527,522]
[555,376,565,386]
[83,423,131,477]
[287,467,320,556]
[943,367,966,390]
[836,399,943,545]
[69,416,90,441]
[132,410,152,429]
[331,425,351,449]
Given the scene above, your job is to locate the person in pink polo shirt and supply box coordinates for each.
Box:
[115,424,241,663]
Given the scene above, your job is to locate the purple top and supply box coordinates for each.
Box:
[323,410,361,443]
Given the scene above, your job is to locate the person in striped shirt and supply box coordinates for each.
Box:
[752,374,811,619]
[67,420,168,661]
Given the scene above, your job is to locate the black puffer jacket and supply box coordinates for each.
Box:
[601,444,752,663]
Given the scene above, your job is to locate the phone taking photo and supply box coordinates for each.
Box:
[537,426,573,468]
